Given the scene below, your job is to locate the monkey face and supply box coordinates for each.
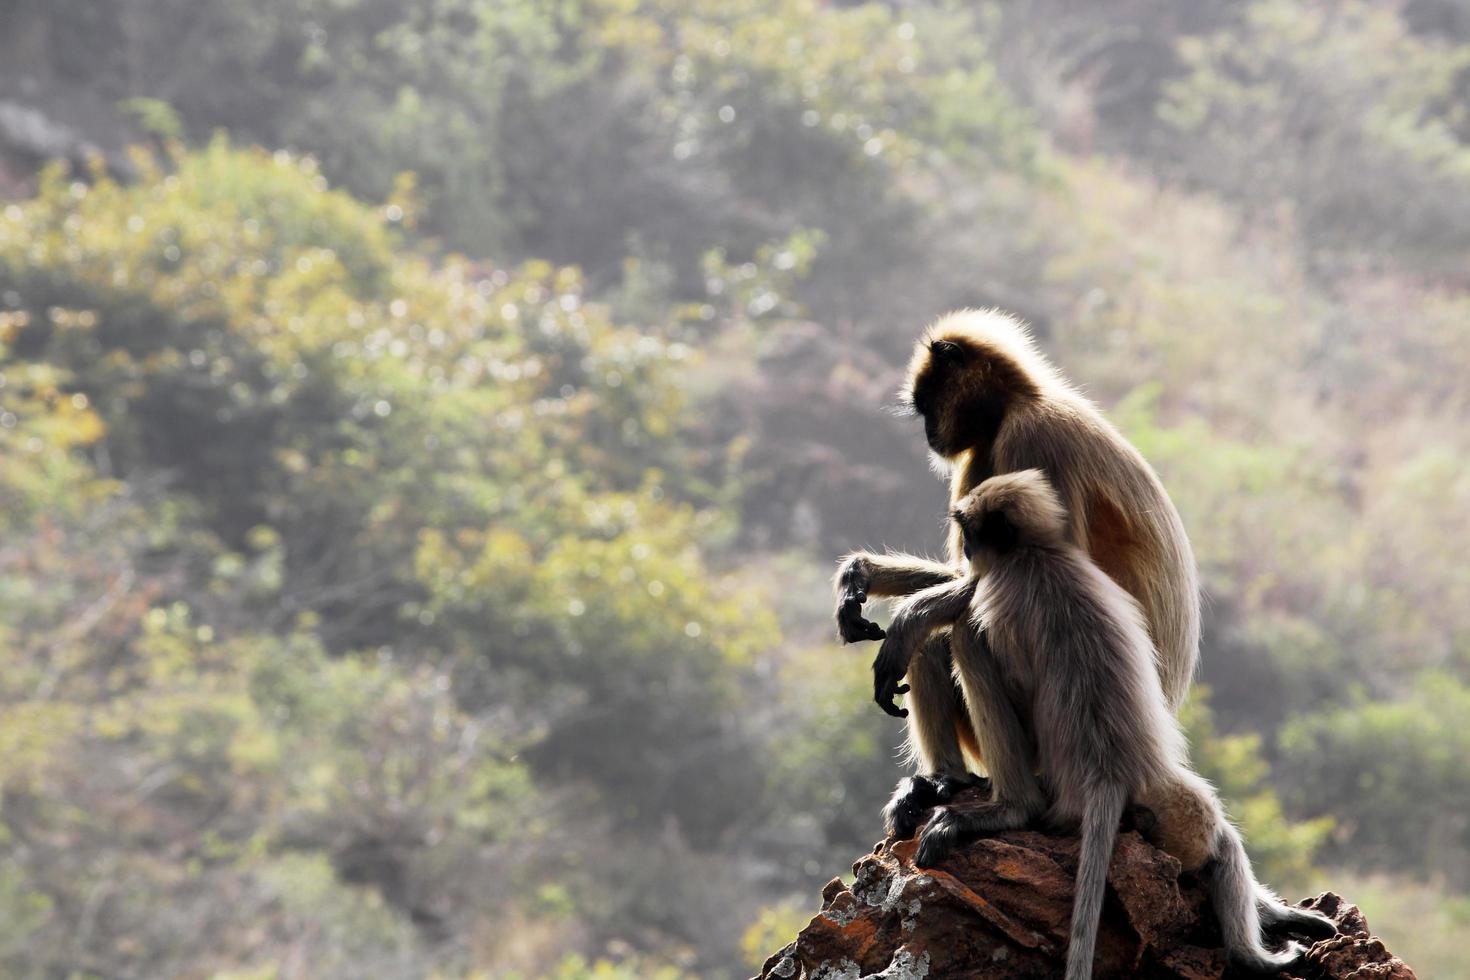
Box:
[954,470,1067,560]
[906,338,973,456]
[904,330,1032,458]
[953,501,1021,568]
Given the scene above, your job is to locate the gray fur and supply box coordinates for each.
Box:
[1067,782,1127,980]
[1211,821,1307,972]
[898,633,970,775]
[883,470,1332,977]
[946,624,1043,815]
[834,310,1201,819]
[874,578,1045,832]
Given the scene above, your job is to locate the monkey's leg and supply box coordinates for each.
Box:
[882,633,983,839]
[835,551,957,644]
[915,626,1045,866]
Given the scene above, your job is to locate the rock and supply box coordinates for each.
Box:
[754,792,1416,980]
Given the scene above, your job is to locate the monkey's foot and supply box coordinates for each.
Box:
[913,801,1033,868]
[884,774,992,840]
[934,773,989,802]
[1261,901,1338,944]
[883,775,943,840]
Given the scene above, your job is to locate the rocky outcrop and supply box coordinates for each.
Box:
[755,797,1415,980]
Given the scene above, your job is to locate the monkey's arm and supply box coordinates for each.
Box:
[870,576,977,718]
[834,551,960,644]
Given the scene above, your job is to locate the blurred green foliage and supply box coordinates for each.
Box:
[1180,691,1332,889]
[0,140,775,973]
[1,0,1468,976]
[1280,674,1470,887]
[1162,0,1470,271]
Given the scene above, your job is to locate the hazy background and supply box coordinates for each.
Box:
[1,1,1468,977]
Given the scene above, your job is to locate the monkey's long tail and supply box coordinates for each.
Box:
[1210,821,1310,973]
[1064,782,1127,980]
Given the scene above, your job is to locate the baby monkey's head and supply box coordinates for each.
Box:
[952,469,1068,566]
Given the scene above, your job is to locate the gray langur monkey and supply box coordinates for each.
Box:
[833,310,1199,838]
[877,470,1335,979]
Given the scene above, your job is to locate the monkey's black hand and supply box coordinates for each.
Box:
[871,637,910,718]
[836,556,885,643]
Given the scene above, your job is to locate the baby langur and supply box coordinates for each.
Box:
[878,470,1335,979]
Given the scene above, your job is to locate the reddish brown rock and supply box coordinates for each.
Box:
[755,799,1416,980]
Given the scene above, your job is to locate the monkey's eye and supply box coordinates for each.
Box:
[930,339,966,364]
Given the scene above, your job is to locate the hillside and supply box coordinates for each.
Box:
[1,2,1468,977]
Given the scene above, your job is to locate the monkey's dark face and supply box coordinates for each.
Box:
[953,504,1021,567]
[956,470,1066,559]
[907,339,970,455]
[905,337,1021,458]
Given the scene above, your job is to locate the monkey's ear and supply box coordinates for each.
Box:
[930,339,967,364]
